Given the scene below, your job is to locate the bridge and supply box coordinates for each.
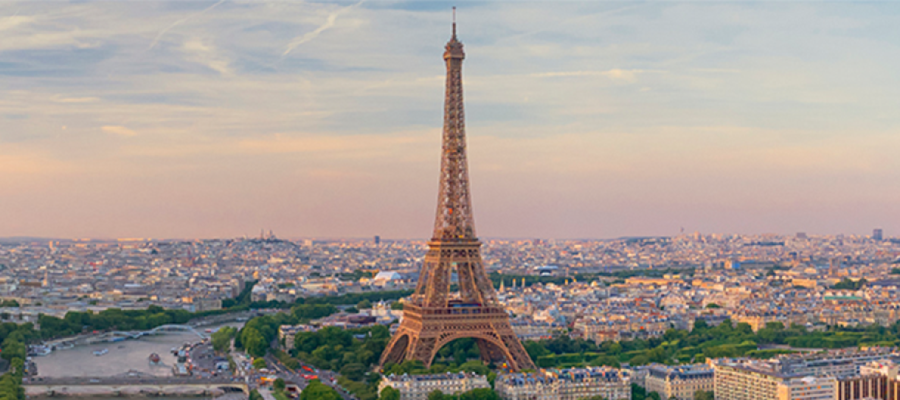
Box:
[145,324,207,339]
[24,375,248,397]
[42,309,277,349]
[44,324,208,348]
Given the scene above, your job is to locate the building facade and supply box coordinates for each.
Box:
[836,374,888,400]
[495,367,631,400]
[495,373,558,400]
[777,376,836,400]
[278,324,312,350]
[378,372,490,400]
[775,348,895,378]
[645,363,714,400]
[714,360,785,400]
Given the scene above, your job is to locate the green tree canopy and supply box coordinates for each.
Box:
[378,386,400,400]
[695,390,715,400]
[301,379,342,400]
[252,358,267,370]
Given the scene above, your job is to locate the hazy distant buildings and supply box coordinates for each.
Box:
[874,229,884,241]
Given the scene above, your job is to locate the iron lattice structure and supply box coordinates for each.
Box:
[378,19,536,372]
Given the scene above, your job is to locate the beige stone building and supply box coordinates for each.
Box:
[714,360,837,400]
[495,373,559,400]
[777,376,836,400]
[644,363,714,400]
[495,367,631,400]
[714,360,788,400]
[378,372,489,400]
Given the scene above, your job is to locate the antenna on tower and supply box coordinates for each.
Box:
[452,6,457,38]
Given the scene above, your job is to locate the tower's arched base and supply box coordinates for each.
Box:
[379,303,535,371]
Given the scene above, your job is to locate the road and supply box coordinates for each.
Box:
[261,354,357,400]
[206,335,357,400]
[257,387,278,400]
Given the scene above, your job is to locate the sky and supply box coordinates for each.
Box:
[1,1,900,240]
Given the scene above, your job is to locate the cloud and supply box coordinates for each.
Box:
[0,16,35,32]
[282,1,363,57]
[236,132,431,157]
[181,38,231,76]
[3,1,900,238]
[148,0,225,50]
[530,69,643,82]
[52,95,100,103]
[102,125,138,137]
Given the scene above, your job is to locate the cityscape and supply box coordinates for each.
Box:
[2,2,900,400]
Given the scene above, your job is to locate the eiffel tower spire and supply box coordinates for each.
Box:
[378,12,535,372]
[434,6,474,242]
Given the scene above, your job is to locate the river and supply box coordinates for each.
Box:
[33,322,244,378]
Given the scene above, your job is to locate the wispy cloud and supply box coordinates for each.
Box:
[530,69,644,82]
[282,0,363,57]
[52,95,100,103]
[181,38,231,76]
[3,1,900,238]
[148,0,225,50]
[102,125,138,137]
[0,15,34,32]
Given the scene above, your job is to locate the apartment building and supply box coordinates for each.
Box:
[278,324,313,350]
[714,360,785,400]
[495,367,631,400]
[495,373,558,400]
[379,372,489,400]
[553,367,632,400]
[777,376,836,400]
[644,363,714,400]
[775,348,895,378]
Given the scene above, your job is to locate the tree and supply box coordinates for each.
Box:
[357,300,373,309]
[273,378,286,391]
[340,363,367,381]
[632,383,648,400]
[345,307,359,314]
[301,379,342,400]
[242,327,268,357]
[833,278,867,290]
[649,392,662,400]
[428,390,446,400]
[695,390,715,400]
[390,301,404,310]
[459,388,500,400]
[252,357,267,370]
[378,386,400,400]
[212,326,237,353]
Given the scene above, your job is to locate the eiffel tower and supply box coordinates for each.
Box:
[378,11,535,372]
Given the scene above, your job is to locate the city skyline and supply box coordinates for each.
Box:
[2,1,900,239]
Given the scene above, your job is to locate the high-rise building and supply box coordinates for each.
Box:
[378,11,535,371]
[374,235,381,245]
[874,229,884,241]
